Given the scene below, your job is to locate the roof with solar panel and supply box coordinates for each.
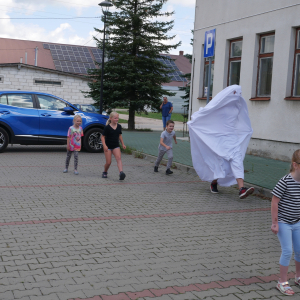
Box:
[0,37,191,86]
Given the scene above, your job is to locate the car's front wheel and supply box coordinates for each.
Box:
[84,128,103,153]
[0,127,9,153]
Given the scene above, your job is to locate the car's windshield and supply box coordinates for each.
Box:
[80,104,98,113]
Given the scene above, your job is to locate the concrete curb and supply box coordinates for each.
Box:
[131,150,273,199]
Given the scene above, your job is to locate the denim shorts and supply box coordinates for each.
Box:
[108,147,120,151]
[162,114,172,128]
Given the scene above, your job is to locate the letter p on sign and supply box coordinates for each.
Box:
[206,33,213,55]
[204,29,216,58]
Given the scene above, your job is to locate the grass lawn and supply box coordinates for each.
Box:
[118,119,127,123]
[116,111,185,122]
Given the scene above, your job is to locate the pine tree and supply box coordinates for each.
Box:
[85,0,181,130]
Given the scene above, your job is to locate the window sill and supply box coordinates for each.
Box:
[197,97,212,100]
[249,97,270,101]
[284,97,300,101]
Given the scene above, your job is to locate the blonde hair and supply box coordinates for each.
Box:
[73,114,82,123]
[106,112,119,125]
[290,149,300,172]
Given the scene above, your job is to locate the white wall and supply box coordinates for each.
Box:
[190,0,300,160]
[0,66,93,104]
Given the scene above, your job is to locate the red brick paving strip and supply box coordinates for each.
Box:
[0,207,270,226]
[173,284,201,293]
[217,278,244,288]
[70,273,294,300]
[149,287,178,297]
[126,290,155,299]
[102,293,131,300]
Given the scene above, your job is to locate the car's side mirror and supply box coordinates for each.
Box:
[63,107,74,113]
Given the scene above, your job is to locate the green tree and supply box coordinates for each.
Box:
[184,54,192,64]
[85,0,181,130]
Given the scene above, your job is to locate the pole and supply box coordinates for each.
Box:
[35,47,38,66]
[99,12,107,115]
[206,56,212,104]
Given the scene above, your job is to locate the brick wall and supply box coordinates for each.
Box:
[0,66,93,104]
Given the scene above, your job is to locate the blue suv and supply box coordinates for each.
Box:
[0,91,108,153]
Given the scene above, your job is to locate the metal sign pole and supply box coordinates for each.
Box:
[206,56,212,104]
[204,28,215,105]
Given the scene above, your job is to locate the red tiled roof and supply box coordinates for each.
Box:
[0,37,55,69]
[0,37,191,86]
[169,53,191,74]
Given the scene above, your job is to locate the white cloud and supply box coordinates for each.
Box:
[0,0,96,45]
[11,0,101,16]
[0,0,194,49]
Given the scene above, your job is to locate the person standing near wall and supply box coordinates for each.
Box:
[160,97,173,130]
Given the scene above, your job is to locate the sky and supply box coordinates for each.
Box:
[0,0,195,55]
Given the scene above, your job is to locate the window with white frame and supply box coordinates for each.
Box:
[203,57,214,97]
[292,28,300,97]
[257,33,275,97]
[228,39,242,86]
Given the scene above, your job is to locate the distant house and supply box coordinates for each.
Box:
[0,37,191,110]
[161,51,191,114]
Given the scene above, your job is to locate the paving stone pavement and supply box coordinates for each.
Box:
[0,145,298,300]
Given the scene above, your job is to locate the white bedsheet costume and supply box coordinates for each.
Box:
[187,85,253,187]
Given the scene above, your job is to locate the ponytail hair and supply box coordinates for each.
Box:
[290,149,300,172]
[106,111,119,125]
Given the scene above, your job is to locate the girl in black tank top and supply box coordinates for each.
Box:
[101,112,126,180]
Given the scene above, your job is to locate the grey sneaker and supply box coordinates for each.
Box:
[63,169,68,173]
[74,170,79,175]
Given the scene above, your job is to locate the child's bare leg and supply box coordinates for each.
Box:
[279,265,289,282]
[236,178,244,189]
[104,150,112,172]
[112,148,123,172]
[279,265,294,295]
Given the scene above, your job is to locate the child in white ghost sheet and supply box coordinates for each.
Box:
[154,120,177,175]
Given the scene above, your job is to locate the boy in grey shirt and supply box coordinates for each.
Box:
[154,120,177,175]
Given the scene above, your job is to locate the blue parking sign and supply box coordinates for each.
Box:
[204,29,216,58]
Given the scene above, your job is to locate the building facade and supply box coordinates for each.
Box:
[190,0,300,161]
[0,64,90,104]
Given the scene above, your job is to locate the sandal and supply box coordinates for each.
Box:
[276,281,294,296]
[295,276,300,285]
